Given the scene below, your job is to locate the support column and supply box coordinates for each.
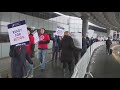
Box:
[81,15,89,38]
[107,28,111,37]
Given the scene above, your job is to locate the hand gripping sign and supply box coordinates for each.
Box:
[32,31,39,44]
[7,20,29,45]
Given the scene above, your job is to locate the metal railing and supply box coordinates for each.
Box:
[71,41,105,78]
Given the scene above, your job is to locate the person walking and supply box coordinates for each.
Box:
[81,36,87,57]
[60,31,75,77]
[51,34,61,65]
[38,28,50,71]
[9,44,33,78]
[106,37,112,55]
[25,28,35,78]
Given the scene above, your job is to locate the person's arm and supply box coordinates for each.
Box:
[9,45,14,57]
[39,34,50,44]
[25,50,33,64]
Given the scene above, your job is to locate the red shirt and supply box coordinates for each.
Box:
[26,35,35,56]
[38,34,50,49]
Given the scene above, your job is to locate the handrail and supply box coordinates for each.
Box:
[71,41,105,78]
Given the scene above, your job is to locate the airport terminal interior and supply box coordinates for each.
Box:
[0,12,120,78]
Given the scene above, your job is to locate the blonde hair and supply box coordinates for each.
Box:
[64,31,70,36]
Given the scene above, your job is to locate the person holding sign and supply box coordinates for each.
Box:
[26,28,35,58]
[38,28,50,71]
[25,28,35,78]
[9,44,33,78]
[8,20,33,78]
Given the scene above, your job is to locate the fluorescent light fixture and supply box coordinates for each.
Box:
[88,22,106,29]
[54,12,69,17]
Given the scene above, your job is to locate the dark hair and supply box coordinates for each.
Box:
[40,28,45,31]
[27,27,31,31]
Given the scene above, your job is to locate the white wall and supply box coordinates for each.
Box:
[94,31,107,37]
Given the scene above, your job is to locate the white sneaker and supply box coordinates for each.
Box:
[28,75,33,78]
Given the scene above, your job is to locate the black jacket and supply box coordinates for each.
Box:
[106,39,112,47]
[60,36,75,62]
[9,45,33,78]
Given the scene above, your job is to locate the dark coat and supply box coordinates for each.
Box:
[9,45,33,78]
[106,39,112,47]
[52,36,61,50]
[60,36,75,62]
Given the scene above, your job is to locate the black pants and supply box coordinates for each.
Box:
[106,46,110,54]
[63,61,73,73]
[52,48,59,61]
[73,48,81,65]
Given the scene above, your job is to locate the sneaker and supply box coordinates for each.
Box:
[28,75,33,78]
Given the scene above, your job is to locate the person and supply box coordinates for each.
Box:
[26,28,35,58]
[90,37,94,45]
[60,31,75,77]
[51,34,61,64]
[9,44,33,78]
[106,37,112,55]
[25,28,35,78]
[86,36,90,48]
[38,28,50,71]
[81,36,87,57]
[58,36,63,60]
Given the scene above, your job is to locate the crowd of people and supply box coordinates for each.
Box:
[9,27,101,78]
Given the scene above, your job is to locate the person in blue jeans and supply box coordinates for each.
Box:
[38,28,50,71]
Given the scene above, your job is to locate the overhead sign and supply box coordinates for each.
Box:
[7,20,29,45]
[33,31,39,44]
[55,26,64,36]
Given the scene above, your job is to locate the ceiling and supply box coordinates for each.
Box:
[60,12,120,31]
[19,12,60,19]
[19,12,120,32]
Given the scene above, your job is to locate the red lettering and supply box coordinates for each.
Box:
[14,36,25,41]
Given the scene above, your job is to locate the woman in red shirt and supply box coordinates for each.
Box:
[25,28,35,78]
[26,28,35,58]
[38,28,50,71]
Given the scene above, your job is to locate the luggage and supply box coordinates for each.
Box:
[109,49,112,54]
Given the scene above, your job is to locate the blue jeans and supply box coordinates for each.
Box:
[26,61,33,76]
[38,49,47,70]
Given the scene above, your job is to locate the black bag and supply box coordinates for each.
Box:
[109,49,112,54]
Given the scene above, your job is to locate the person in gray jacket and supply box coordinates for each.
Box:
[9,44,33,78]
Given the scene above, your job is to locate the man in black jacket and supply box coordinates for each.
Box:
[106,37,112,55]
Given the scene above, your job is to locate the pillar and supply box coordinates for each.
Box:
[107,28,111,37]
[81,15,89,38]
